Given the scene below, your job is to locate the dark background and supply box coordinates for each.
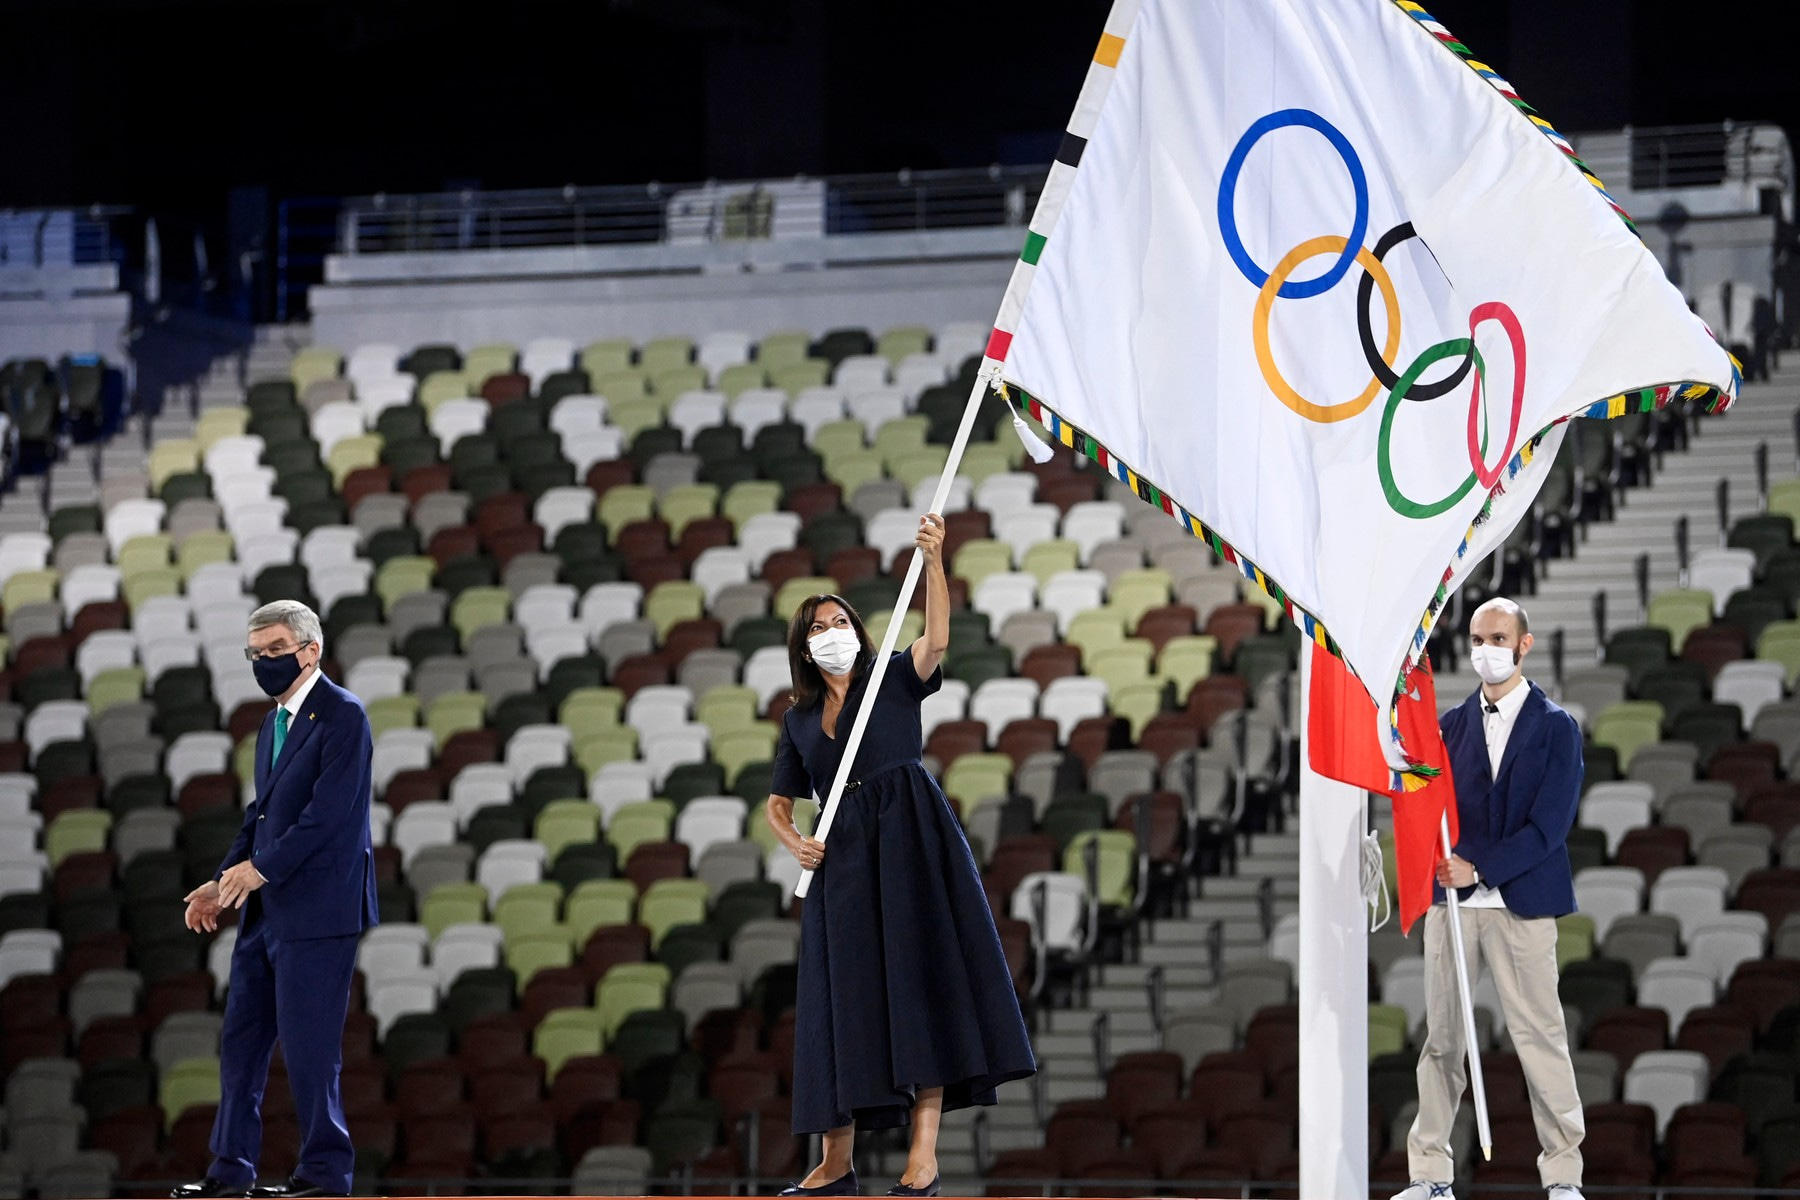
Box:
[2,0,1790,316]
[2,0,1792,213]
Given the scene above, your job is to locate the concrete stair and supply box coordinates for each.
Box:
[183,321,310,411]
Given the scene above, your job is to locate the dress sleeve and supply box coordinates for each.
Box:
[770,712,812,799]
[892,647,943,701]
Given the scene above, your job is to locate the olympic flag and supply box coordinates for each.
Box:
[988,0,1739,771]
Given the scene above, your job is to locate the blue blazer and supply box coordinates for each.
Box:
[218,673,379,941]
[1435,680,1583,919]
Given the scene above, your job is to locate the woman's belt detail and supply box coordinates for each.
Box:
[833,759,921,793]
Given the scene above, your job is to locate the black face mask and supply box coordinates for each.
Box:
[253,651,307,697]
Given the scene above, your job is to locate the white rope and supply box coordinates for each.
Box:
[1010,411,1056,463]
[981,364,1055,464]
[1360,828,1391,933]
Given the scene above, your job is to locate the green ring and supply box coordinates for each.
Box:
[1378,339,1488,519]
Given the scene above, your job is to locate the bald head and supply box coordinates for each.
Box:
[1471,596,1529,640]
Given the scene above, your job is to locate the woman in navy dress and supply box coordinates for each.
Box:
[766,512,1036,1197]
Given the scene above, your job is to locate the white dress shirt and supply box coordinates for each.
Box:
[1460,678,1529,908]
[279,664,324,729]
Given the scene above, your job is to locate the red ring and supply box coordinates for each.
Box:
[1464,301,1526,490]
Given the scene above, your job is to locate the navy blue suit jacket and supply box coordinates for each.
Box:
[218,673,379,941]
[1435,680,1583,919]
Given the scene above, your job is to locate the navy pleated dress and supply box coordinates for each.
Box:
[773,650,1038,1134]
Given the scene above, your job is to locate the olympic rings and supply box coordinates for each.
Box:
[1378,341,1489,519]
[1357,222,1476,401]
[1254,235,1401,424]
[1219,108,1531,520]
[1465,302,1526,489]
[1376,301,1525,518]
[1218,109,1369,299]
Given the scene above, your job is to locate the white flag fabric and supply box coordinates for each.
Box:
[987,0,1738,774]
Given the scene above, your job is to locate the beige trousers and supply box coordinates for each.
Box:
[1406,904,1585,1187]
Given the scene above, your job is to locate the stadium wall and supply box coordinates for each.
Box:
[309,228,1017,348]
[0,265,131,362]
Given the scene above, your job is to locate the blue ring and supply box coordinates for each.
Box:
[1217,108,1369,299]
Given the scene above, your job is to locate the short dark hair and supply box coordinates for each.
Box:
[786,593,877,710]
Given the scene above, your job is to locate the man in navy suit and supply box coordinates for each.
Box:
[175,600,378,1199]
[1395,598,1586,1200]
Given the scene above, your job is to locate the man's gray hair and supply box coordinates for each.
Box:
[248,599,325,651]
[1472,596,1530,637]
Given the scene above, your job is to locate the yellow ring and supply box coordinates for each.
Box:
[1253,235,1402,424]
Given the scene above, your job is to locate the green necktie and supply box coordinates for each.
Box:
[272,708,290,766]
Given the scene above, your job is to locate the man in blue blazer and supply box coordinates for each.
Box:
[1396,598,1586,1200]
[175,600,378,1199]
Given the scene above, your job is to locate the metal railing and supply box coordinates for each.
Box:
[1614,120,1792,194]
[0,204,130,268]
[327,127,1784,258]
[1572,121,1792,218]
[340,185,668,254]
[275,196,344,323]
[824,168,1042,234]
[1629,124,1734,190]
[332,166,1048,256]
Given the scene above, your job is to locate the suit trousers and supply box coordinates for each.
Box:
[209,910,359,1192]
[1407,904,1585,1187]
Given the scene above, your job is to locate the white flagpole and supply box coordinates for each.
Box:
[792,366,1009,899]
[1296,650,1369,1200]
[1440,812,1494,1160]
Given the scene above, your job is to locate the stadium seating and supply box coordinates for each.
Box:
[4,318,1798,1197]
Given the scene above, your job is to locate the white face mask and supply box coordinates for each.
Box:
[808,627,860,676]
[1470,643,1520,687]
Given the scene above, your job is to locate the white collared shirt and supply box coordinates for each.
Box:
[279,664,323,729]
[1461,677,1530,908]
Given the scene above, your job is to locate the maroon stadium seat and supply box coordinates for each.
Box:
[925,720,988,765]
[1187,1052,1268,1125]
[1584,1006,1670,1073]
[675,518,735,568]
[1612,826,1690,884]
[394,1057,467,1118]
[1135,715,1202,767]
[585,458,638,495]
[1675,1005,1755,1078]
[995,718,1060,769]
[580,925,651,985]
[1134,604,1199,654]
[340,466,394,513]
[1019,643,1082,691]
[469,1058,544,1117]
[1104,1050,1183,1126]
[1044,1099,1121,1177]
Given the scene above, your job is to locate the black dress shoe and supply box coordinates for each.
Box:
[887,1175,941,1197]
[248,1178,345,1198]
[170,1178,247,1198]
[779,1168,859,1196]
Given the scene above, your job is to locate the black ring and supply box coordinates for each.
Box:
[1357,221,1476,401]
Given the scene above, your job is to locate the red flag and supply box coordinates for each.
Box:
[1306,642,1459,934]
